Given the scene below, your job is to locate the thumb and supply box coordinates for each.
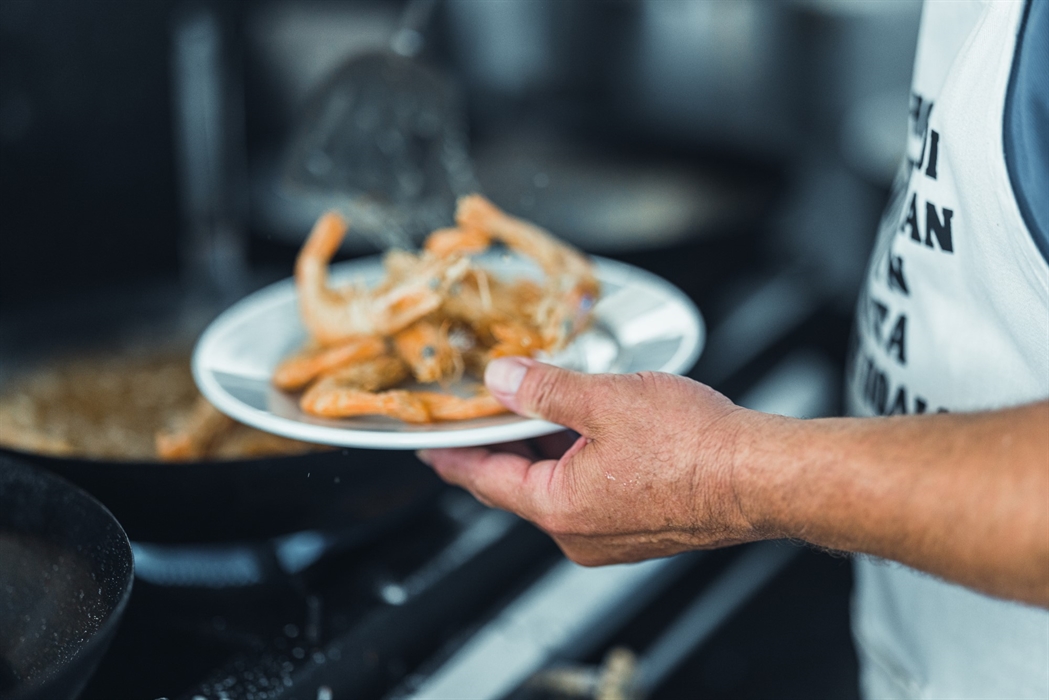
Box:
[485,357,602,435]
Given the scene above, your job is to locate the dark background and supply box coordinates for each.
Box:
[0,0,182,306]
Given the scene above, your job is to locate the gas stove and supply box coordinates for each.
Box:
[82,500,857,700]
[83,492,557,700]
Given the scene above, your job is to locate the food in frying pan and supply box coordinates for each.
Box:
[276,194,600,423]
[153,394,326,461]
[0,352,324,462]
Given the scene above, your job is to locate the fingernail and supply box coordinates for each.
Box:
[485,357,529,396]
[416,449,432,466]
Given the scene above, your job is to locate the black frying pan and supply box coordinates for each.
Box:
[5,449,443,544]
[0,455,134,700]
[0,282,442,544]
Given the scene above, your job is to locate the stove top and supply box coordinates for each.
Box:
[83,492,558,700]
[81,498,858,700]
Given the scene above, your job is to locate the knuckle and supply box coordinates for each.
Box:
[635,370,674,393]
[526,368,571,415]
[470,488,498,509]
[524,367,601,427]
[636,370,659,385]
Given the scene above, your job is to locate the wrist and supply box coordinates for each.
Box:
[728,410,803,541]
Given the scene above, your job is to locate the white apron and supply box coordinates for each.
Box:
[844,1,1049,698]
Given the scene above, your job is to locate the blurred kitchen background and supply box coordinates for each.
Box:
[0,0,920,306]
[0,0,922,698]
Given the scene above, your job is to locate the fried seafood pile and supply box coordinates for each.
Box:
[275,195,600,423]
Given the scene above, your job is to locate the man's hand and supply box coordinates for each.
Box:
[420,359,1049,606]
[418,357,768,566]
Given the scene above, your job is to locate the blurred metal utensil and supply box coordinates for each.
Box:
[283,0,476,250]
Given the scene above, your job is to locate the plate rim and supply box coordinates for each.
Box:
[193,255,705,450]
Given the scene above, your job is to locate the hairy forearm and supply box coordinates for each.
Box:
[739,401,1049,606]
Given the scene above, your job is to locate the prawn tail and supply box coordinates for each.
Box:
[301,212,348,264]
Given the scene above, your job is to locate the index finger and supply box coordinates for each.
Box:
[419,447,547,516]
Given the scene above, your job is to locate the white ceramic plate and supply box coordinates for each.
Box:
[193,255,704,450]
